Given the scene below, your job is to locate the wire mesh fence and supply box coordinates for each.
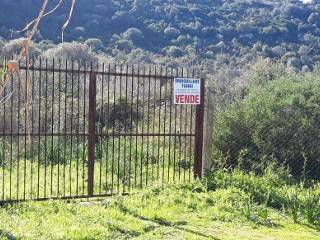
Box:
[206,71,320,180]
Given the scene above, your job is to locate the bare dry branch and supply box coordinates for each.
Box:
[0,0,48,134]
[17,0,64,33]
[61,0,76,43]
[18,0,48,61]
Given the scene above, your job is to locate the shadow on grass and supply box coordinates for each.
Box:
[300,222,320,232]
[105,220,141,237]
[152,216,221,239]
[112,201,221,239]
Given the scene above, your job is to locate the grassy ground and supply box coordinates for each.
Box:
[0,160,191,201]
[0,171,319,240]
[0,137,193,201]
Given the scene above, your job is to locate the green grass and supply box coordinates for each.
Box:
[0,159,191,201]
[0,137,193,201]
[0,171,319,239]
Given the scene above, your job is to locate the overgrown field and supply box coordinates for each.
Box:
[0,170,319,239]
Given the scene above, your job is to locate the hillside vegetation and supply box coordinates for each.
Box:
[213,68,320,179]
[1,0,320,70]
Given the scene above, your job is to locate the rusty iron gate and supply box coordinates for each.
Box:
[0,59,204,203]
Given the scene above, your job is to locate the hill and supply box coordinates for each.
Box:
[1,0,320,70]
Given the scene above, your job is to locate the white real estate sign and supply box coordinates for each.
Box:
[173,78,201,105]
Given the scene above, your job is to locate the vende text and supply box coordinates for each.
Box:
[175,95,200,104]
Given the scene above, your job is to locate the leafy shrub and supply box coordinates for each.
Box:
[42,42,97,66]
[1,38,39,58]
[166,46,184,58]
[206,169,291,209]
[164,27,180,38]
[84,38,105,52]
[123,28,144,44]
[308,12,320,25]
[32,139,84,165]
[213,73,320,179]
[96,98,142,132]
[116,39,133,51]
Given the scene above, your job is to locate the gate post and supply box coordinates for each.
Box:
[194,77,205,179]
[88,71,97,197]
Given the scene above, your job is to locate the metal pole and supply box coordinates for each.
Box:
[88,71,96,197]
[194,78,205,179]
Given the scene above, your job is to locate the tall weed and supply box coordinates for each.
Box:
[301,187,320,225]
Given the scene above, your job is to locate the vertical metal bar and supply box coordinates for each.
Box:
[111,65,116,194]
[166,68,172,182]
[63,59,68,197]
[189,69,195,181]
[105,64,110,194]
[123,64,128,193]
[76,62,81,196]
[57,59,62,196]
[2,60,6,200]
[152,66,157,182]
[117,65,122,193]
[44,59,48,198]
[173,67,178,182]
[99,64,104,195]
[162,67,167,183]
[134,66,140,188]
[50,58,55,196]
[140,66,146,189]
[82,63,87,196]
[157,67,162,181]
[128,65,134,191]
[180,68,185,181]
[183,92,188,183]
[180,69,184,182]
[194,78,205,179]
[24,57,27,200]
[37,58,42,199]
[146,66,151,186]
[30,57,35,198]
[181,102,185,182]
[69,61,74,196]
[9,69,13,200]
[87,68,96,197]
[17,61,21,200]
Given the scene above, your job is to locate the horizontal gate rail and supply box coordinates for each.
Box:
[0,63,177,80]
[0,133,196,137]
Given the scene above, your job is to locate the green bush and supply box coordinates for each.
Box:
[96,98,142,132]
[206,169,291,209]
[213,73,320,179]
[206,169,320,226]
[301,187,320,225]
